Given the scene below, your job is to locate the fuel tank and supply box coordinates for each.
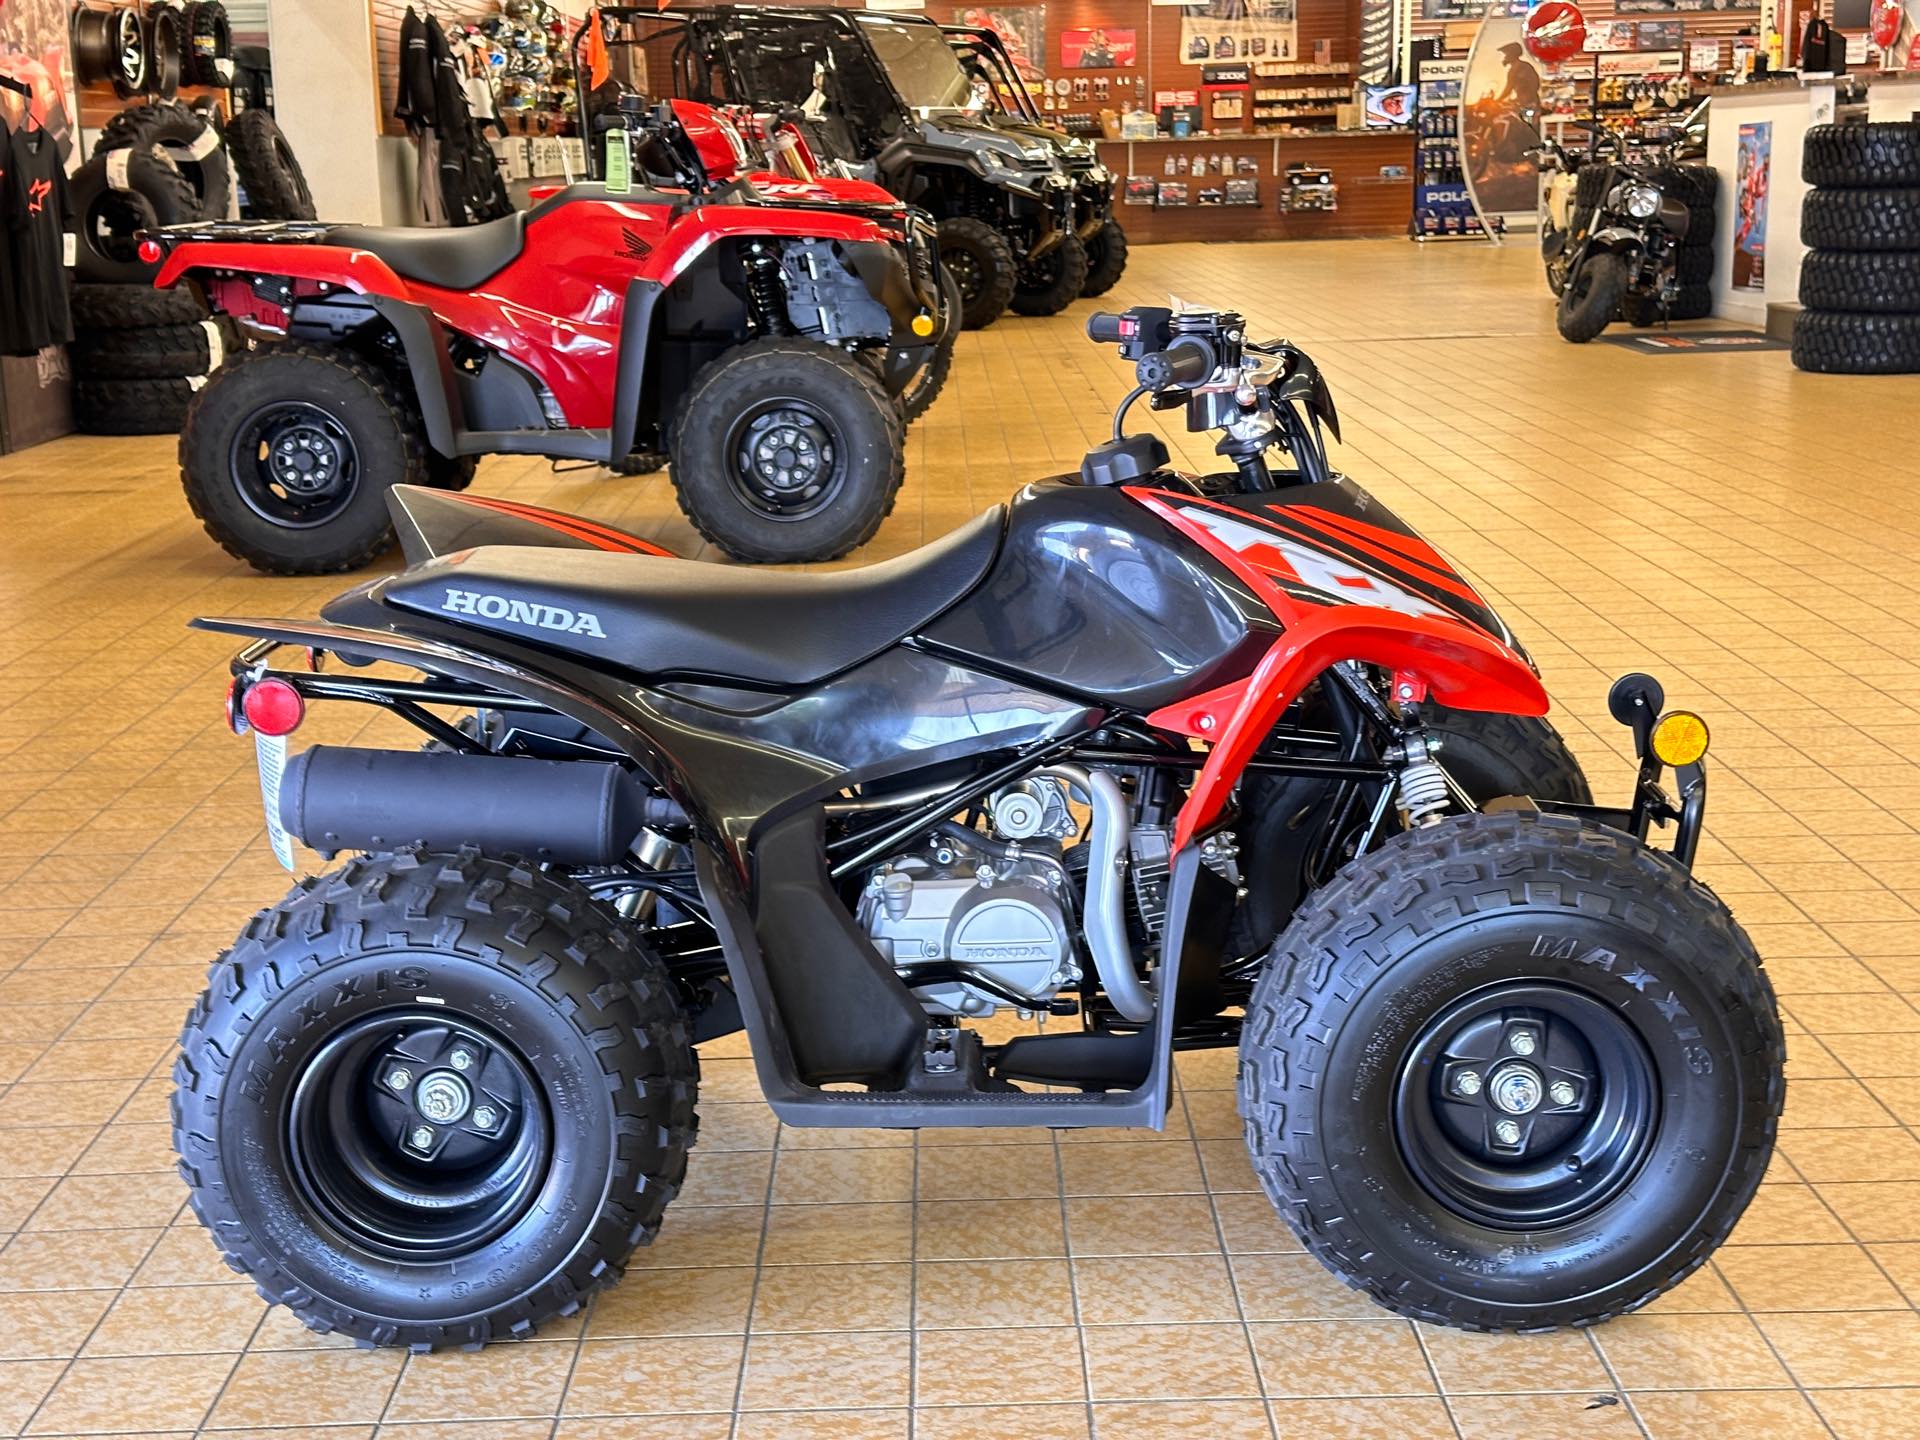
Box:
[919,481,1278,712]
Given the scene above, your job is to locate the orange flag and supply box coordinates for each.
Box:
[584,9,612,89]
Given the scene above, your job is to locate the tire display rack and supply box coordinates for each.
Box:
[1793,121,1920,375]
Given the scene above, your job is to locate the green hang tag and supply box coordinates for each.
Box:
[604,129,632,193]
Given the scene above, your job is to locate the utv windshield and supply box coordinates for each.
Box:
[855,16,976,112]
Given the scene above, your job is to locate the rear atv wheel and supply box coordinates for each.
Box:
[1557,253,1628,343]
[174,852,698,1350]
[180,344,427,574]
[670,337,903,563]
[937,216,1016,330]
[1081,219,1128,298]
[1011,232,1090,317]
[1240,812,1782,1331]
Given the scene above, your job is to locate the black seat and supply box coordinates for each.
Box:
[329,212,528,290]
[384,507,1007,686]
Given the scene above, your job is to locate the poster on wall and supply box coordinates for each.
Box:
[1061,28,1138,68]
[0,0,77,162]
[1460,15,1543,219]
[951,6,1047,82]
[1733,120,1770,291]
[1178,0,1298,66]
[1420,0,1527,22]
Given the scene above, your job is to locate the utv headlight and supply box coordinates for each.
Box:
[1619,182,1661,220]
[1021,143,1051,164]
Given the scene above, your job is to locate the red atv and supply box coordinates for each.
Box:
[148,99,953,571]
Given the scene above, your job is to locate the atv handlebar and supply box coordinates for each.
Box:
[1135,339,1214,390]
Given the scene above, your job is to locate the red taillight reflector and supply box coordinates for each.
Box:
[241,678,305,736]
[225,676,247,734]
[138,239,163,265]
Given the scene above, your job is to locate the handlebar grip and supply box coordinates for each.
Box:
[1086,311,1128,344]
[1136,338,1213,390]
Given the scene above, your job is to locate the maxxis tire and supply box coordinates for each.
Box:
[1239,811,1783,1332]
[71,281,209,329]
[96,100,232,222]
[173,851,699,1351]
[229,107,317,221]
[1803,122,1920,190]
[71,151,203,285]
[898,268,961,424]
[1801,187,1920,252]
[1791,310,1920,374]
[1799,249,1920,313]
[74,376,202,435]
[1081,218,1129,298]
[72,317,240,380]
[178,343,426,574]
[1620,282,1712,327]
[936,216,1016,330]
[1011,231,1090,317]
[669,337,904,563]
[1556,253,1627,343]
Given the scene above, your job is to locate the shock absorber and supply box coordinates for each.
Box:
[1395,729,1450,828]
[744,245,790,336]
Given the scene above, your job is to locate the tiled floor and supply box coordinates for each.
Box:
[1,237,1918,1439]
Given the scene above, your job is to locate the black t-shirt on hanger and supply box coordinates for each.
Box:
[0,121,72,357]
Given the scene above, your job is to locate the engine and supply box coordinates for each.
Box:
[855,779,1083,1018]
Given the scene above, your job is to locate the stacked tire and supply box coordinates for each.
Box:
[1622,163,1718,326]
[1794,122,1920,374]
[69,284,239,436]
[73,100,229,290]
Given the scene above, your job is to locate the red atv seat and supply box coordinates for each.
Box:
[329,212,529,291]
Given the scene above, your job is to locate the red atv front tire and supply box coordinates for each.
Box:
[669,337,904,563]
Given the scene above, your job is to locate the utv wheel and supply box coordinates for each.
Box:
[671,337,903,563]
[937,216,1016,330]
[1240,812,1783,1331]
[179,344,426,574]
[1081,219,1128,298]
[1556,254,1627,343]
[173,851,699,1350]
[609,451,668,476]
[1011,232,1090,317]
[424,452,480,490]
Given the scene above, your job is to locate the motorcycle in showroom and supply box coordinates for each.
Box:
[1537,121,1714,343]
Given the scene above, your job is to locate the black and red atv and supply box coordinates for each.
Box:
[148,98,954,572]
[176,303,1782,1350]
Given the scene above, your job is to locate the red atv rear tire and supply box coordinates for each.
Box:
[180,345,426,573]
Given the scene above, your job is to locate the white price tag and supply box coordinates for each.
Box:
[255,732,295,871]
[62,231,76,267]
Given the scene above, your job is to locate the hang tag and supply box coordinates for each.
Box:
[181,126,223,161]
[62,232,76,267]
[105,148,133,191]
[201,317,226,371]
[603,128,631,193]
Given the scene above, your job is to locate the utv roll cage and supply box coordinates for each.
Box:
[942,24,1044,125]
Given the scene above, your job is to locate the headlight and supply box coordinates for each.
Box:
[1619,183,1661,220]
[1021,144,1051,164]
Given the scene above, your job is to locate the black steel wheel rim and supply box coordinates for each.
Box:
[231,401,362,528]
[946,248,984,304]
[725,398,847,521]
[1394,981,1658,1230]
[284,1010,550,1262]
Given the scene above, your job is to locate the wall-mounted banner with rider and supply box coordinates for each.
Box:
[1460,15,1542,221]
[1733,120,1771,291]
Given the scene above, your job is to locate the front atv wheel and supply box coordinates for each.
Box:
[1556,253,1628,343]
[180,344,426,574]
[937,216,1017,330]
[1240,812,1783,1331]
[671,337,903,563]
[1081,219,1129,298]
[1011,232,1090,317]
[174,853,699,1350]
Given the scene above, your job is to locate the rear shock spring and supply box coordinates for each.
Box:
[745,246,790,336]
